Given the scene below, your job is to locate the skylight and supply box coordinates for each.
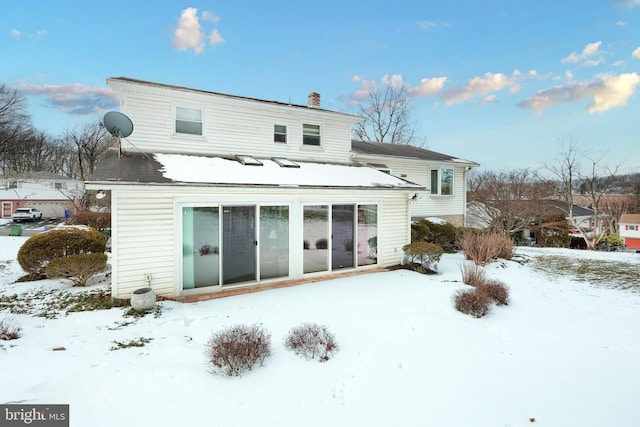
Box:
[271,157,300,168]
[234,155,263,166]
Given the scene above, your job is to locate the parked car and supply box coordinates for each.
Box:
[12,207,43,223]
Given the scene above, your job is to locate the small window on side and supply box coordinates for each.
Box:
[274,125,287,143]
[176,107,203,136]
[430,168,454,196]
[302,124,321,146]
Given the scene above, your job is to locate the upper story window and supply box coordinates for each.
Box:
[175,107,203,136]
[430,168,454,196]
[7,180,18,189]
[302,123,321,146]
[274,125,287,143]
[53,182,65,190]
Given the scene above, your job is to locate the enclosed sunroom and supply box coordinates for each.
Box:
[87,149,422,298]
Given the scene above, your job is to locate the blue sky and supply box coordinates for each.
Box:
[2,1,639,173]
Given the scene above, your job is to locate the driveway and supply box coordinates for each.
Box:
[0,218,67,237]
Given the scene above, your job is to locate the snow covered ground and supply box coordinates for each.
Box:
[1,236,639,427]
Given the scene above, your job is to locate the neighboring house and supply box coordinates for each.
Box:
[351,140,478,226]
[465,199,600,240]
[87,77,433,299]
[1,173,83,219]
[619,214,640,250]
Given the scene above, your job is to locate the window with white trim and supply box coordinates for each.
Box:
[430,168,454,196]
[274,124,287,143]
[302,123,321,146]
[175,106,203,136]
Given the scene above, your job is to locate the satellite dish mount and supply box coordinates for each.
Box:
[103,111,134,157]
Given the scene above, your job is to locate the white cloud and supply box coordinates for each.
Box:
[562,41,603,66]
[613,60,626,67]
[613,0,640,8]
[349,74,446,104]
[590,72,640,112]
[171,8,224,54]
[409,76,448,97]
[18,83,119,116]
[632,47,640,59]
[10,29,20,38]
[208,29,225,46]
[172,8,205,53]
[443,71,520,105]
[418,21,449,30]
[616,20,626,27]
[517,72,640,113]
[201,11,221,23]
[381,74,406,89]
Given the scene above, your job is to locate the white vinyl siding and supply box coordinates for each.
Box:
[352,155,468,219]
[106,185,412,298]
[109,79,357,163]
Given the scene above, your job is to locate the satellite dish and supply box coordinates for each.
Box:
[103,111,133,156]
[103,111,133,138]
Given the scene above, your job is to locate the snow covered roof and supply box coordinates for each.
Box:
[88,149,423,190]
[0,181,80,201]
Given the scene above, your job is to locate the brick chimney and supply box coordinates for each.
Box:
[308,92,320,108]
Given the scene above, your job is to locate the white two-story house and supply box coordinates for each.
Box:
[87,77,473,299]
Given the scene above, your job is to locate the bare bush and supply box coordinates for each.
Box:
[0,317,22,340]
[285,322,338,362]
[460,262,488,287]
[478,279,510,306]
[453,289,492,318]
[204,324,272,376]
[457,231,514,266]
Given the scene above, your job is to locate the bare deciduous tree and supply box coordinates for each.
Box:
[352,82,423,146]
[64,121,110,181]
[467,168,555,236]
[0,84,31,173]
[546,138,621,250]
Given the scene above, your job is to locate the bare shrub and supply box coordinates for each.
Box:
[68,211,111,232]
[402,242,444,273]
[478,279,510,306]
[46,253,108,286]
[453,289,492,318]
[0,317,22,340]
[457,231,514,266]
[285,322,338,362]
[460,262,488,287]
[204,324,272,376]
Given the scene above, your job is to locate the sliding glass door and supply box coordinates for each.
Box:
[222,205,256,285]
[332,204,355,270]
[183,204,291,290]
[183,207,220,289]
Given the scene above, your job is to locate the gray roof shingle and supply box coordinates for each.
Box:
[351,140,478,164]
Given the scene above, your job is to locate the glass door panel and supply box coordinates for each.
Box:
[183,207,219,289]
[332,204,355,270]
[222,205,256,285]
[260,206,289,280]
[303,205,329,273]
[357,205,378,266]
